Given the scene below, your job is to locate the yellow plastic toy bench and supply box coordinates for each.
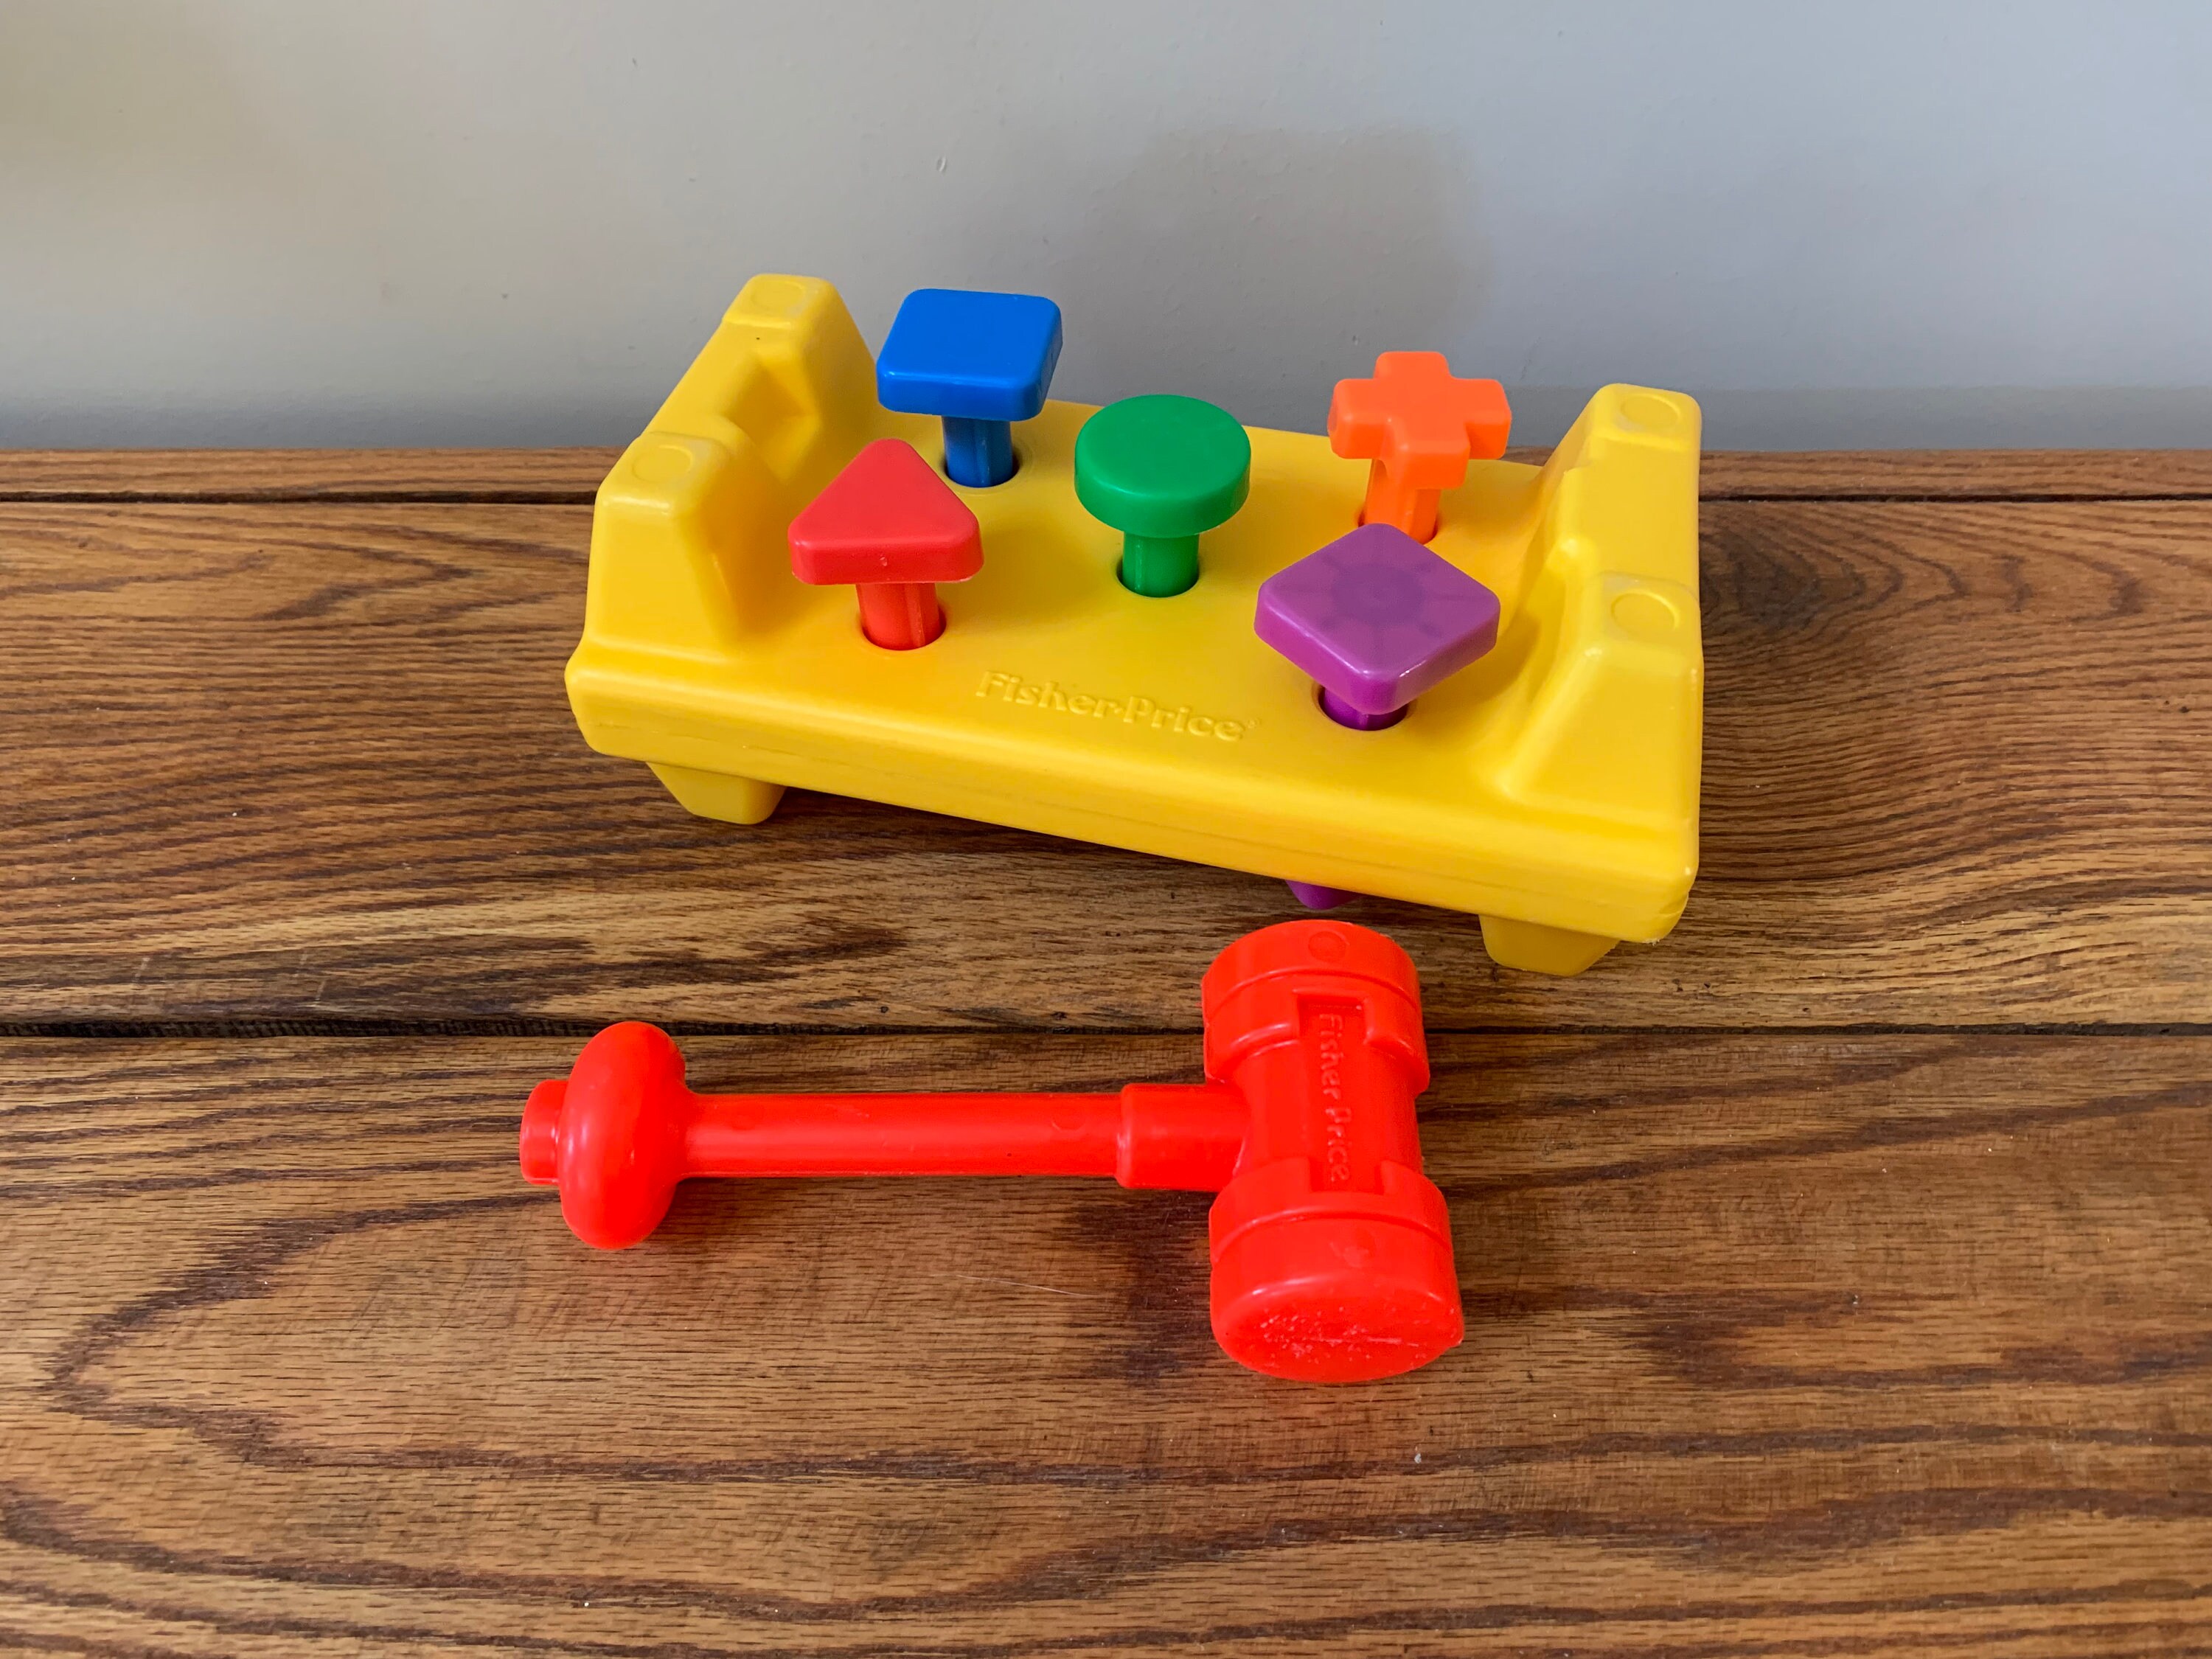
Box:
[565,274,1703,975]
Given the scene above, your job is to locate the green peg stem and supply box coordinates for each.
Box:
[1119,534,1200,598]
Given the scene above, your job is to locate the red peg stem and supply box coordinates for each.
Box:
[855,580,945,650]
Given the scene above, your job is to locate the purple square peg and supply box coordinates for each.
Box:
[1254,523,1501,731]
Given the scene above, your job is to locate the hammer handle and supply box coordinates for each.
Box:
[522,1077,1247,1192]
[684,1091,1122,1179]
[686,1083,1245,1189]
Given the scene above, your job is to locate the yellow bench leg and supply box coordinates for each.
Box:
[1479,915,1619,976]
[647,763,786,826]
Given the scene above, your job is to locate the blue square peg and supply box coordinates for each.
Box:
[877,288,1062,487]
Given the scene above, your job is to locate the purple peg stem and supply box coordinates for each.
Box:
[1318,688,1405,731]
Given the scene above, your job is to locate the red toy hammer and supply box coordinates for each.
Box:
[520,921,1461,1382]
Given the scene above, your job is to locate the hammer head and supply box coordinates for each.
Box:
[519,1020,689,1248]
[1200,921,1463,1383]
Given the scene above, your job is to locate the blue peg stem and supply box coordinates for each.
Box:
[941,416,1015,488]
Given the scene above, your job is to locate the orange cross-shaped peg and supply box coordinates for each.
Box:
[1328,353,1511,543]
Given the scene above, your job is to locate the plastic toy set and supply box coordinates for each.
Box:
[564,274,1704,977]
[528,276,1708,1382]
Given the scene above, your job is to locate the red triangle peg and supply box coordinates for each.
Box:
[789,439,984,648]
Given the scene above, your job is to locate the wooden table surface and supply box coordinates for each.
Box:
[4,447,2208,1657]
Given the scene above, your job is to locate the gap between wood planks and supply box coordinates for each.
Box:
[4,446,2212,503]
[10,1019,2212,1040]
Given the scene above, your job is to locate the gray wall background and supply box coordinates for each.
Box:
[4,0,2208,451]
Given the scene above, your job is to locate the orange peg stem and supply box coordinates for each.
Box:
[1359,463,1441,543]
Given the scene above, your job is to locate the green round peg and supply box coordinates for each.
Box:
[1073,394,1251,597]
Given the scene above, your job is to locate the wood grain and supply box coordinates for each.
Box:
[6,445,2211,502]
[4,450,2207,1656]
[1694,447,2212,500]
[0,448,625,503]
[3,1031,2206,1657]
[1,495,2206,1029]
